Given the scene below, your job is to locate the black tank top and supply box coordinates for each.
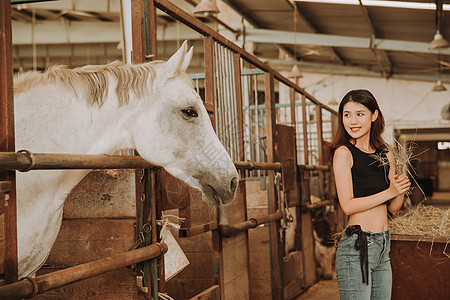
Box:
[345,143,390,204]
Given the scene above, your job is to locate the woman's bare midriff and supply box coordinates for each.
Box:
[348,204,389,233]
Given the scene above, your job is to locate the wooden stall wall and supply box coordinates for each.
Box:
[218,181,249,300]
[35,170,143,299]
[246,178,272,300]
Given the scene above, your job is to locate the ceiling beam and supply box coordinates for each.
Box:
[264,58,450,83]
[358,0,392,76]
[239,28,450,56]
[12,20,203,44]
[289,1,344,64]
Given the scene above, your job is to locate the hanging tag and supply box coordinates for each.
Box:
[162,227,190,281]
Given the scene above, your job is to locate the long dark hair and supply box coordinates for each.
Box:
[327,89,386,159]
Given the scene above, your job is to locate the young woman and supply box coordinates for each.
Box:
[328,89,410,299]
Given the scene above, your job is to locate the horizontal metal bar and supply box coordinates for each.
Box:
[219,211,283,237]
[234,161,282,171]
[0,152,283,172]
[298,164,330,171]
[0,152,156,171]
[0,243,168,300]
[303,200,331,210]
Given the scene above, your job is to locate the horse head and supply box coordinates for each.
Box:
[132,41,238,206]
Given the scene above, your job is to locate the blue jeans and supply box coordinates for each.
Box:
[336,227,392,300]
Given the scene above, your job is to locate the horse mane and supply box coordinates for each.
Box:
[14,61,166,107]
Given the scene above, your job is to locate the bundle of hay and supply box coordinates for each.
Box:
[389,204,450,240]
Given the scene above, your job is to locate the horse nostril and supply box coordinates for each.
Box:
[230,177,238,194]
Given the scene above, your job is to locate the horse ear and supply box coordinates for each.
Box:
[180,46,194,72]
[162,40,188,79]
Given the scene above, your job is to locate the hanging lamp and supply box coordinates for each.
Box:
[429,30,450,50]
[429,0,449,49]
[194,0,220,16]
[432,79,447,92]
[288,64,303,79]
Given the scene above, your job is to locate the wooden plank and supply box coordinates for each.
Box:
[34,267,142,300]
[282,251,303,300]
[248,223,271,300]
[391,239,450,300]
[63,170,136,219]
[178,188,217,234]
[220,181,249,300]
[166,230,216,300]
[222,232,249,300]
[189,285,220,300]
[45,219,135,265]
[300,211,317,288]
[275,124,299,206]
[160,169,190,210]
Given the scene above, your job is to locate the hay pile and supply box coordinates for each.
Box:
[389,204,450,239]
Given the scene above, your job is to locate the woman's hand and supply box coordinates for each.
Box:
[389,173,411,197]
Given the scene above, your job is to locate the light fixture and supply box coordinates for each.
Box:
[288,64,303,79]
[432,79,447,92]
[194,0,220,16]
[429,0,449,49]
[328,98,339,106]
[429,30,450,50]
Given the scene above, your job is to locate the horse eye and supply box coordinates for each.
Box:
[182,109,198,118]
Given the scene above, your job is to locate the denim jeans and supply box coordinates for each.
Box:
[336,227,392,300]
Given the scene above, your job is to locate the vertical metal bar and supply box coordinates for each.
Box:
[242,73,252,177]
[301,95,309,165]
[213,42,221,136]
[204,36,216,129]
[315,105,324,165]
[253,76,260,165]
[220,45,229,154]
[289,88,297,127]
[264,71,283,300]
[234,53,245,163]
[315,105,324,197]
[222,45,232,156]
[215,42,225,145]
[0,0,18,284]
[227,49,238,160]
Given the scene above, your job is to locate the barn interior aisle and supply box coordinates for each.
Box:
[1,0,449,300]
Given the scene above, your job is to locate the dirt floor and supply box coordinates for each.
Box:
[295,277,339,300]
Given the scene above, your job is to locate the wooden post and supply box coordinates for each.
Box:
[204,35,216,126]
[0,1,18,284]
[147,0,157,61]
[264,70,283,300]
[131,0,145,64]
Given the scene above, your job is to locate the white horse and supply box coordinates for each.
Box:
[9,41,238,279]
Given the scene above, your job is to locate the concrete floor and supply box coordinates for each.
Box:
[295,277,339,300]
